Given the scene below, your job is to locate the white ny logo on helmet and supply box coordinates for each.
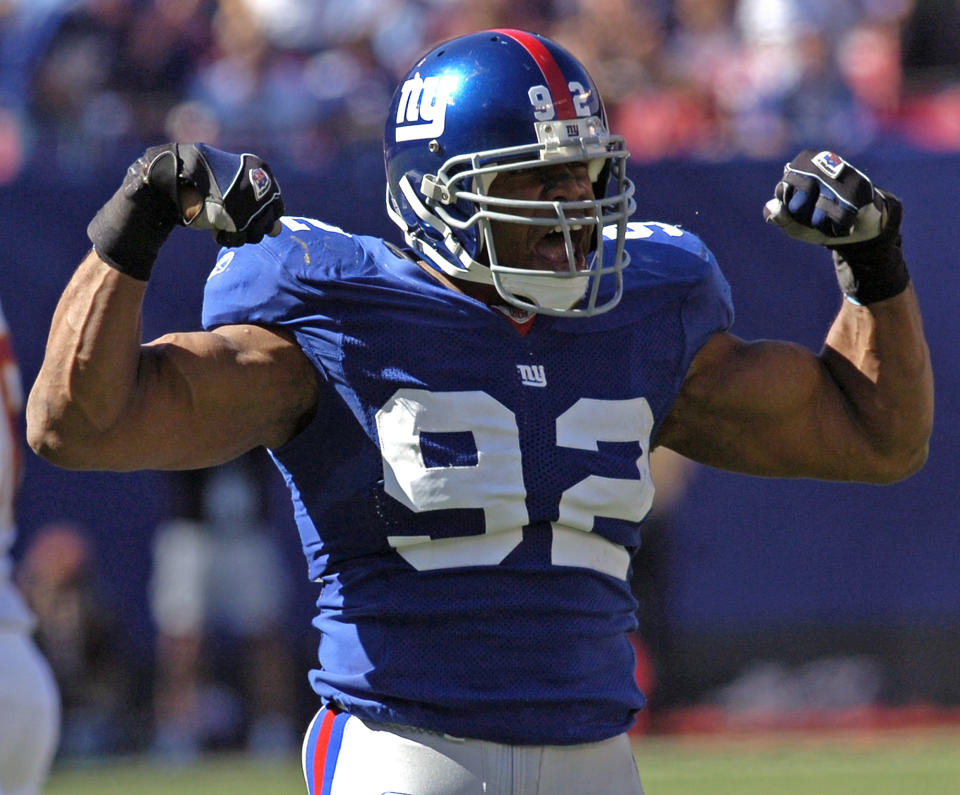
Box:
[395,73,459,142]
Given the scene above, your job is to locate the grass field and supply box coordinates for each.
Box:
[45,727,960,794]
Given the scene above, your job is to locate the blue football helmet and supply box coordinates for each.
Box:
[384,29,635,316]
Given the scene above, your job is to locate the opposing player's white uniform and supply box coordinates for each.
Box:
[0,300,59,795]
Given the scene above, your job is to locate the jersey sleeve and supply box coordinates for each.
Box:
[201,234,310,330]
[679,240,734,363]
[617,221,734,387]
[201,221,363,330]
[200,222,373,423]
[615,221,734,356]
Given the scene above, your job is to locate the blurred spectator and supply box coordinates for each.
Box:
[16,521,128,758]
[426,0,555,43]
[0,105,25,183]
[898,0,960,151]
[166,0,405,169]
[4,0,960,179]
[26,0,213,172]
[149,455,296,760]
[726,0,857,156]
[181,0,316,151]
[654,0,742,160]
[0,0,78,181]
[901,0,960,88]
[551,0,684,162]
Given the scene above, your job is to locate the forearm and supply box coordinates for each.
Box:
[26,251,147,467]
[822,284,933,480]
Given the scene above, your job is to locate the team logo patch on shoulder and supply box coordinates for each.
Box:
[812,151,845,179]
[249,167,272,200]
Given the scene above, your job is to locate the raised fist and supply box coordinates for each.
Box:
[145,143,284,247]
[762,150,909,304]
[763,150,890,246]
[89,143,285,280]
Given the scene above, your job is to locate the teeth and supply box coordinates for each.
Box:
[551,224,585,233]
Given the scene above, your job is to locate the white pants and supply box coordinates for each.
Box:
[0,631,59,795]
[301,708,644,795]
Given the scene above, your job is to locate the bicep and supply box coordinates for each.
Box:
[656,331,866,480]
[104,324,317,470]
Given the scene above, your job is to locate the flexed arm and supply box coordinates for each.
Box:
[27,145,317,471]
[658,151,933,483]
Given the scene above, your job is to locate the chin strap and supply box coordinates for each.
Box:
[495,272,589,313]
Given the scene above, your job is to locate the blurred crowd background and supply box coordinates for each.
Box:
[1,0,960,185]
[4,0,960,772]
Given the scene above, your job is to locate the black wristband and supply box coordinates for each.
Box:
[87,149,181,281]
[829,192,909,305]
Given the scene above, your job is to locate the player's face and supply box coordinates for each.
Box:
[485,162,595,272]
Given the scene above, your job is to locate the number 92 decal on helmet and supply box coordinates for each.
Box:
[384,29,636,317]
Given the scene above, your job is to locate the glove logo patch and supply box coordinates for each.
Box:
[249,167,272,200]
[812,151,845,179]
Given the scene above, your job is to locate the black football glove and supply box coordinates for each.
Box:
[88,143,284,281]
[763,149,885,244]
[763,150,908,304]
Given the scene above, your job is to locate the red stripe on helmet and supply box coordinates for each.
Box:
[492,28,575,119]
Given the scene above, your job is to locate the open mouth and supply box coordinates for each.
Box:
[533,223,590,271]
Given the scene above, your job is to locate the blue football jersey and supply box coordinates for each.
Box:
[201,216,733,745]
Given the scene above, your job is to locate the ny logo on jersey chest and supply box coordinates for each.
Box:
[516,364,547,388]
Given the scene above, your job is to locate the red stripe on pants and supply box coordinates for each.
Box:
[312,709,337,794]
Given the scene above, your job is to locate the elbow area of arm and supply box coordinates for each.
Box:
[858,439,930,485]
[886,443,930,484]
[27,424,98,471]
[25,406,113,471]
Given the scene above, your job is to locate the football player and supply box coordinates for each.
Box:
[0,299,60,795]
[27,29,932,794]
